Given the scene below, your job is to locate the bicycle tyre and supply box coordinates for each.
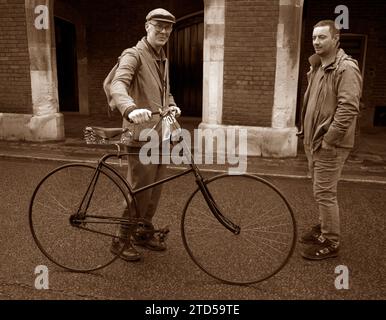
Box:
[29,163,133,272]
[181,173,297,285]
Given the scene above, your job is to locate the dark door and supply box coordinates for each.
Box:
[339,34,367,77]
[169,14,204,117]
[55,17,79,112]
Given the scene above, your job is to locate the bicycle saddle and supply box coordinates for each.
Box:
[87,126,127,139]
[84,126,133,145]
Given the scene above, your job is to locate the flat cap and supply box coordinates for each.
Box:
[146,8,176,24]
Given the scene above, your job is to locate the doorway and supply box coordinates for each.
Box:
[169,13,204,117]
[54,16,79,112]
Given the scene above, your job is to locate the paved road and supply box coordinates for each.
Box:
[0,157,385,300]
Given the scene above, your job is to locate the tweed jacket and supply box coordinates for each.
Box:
[109,37,176,145]
[298,48,362,152]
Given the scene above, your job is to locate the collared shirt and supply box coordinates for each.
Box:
[144,38,166,81]
[320,53,336,70]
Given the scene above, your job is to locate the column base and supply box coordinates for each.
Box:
[198,122,298,158]
[0,112,65,141]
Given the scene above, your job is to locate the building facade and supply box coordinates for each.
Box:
[0,0,385,157]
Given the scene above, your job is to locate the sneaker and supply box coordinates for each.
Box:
[133,235,167,251]
[110,238,142,261]
[301,237,339,260]
[299,224,321,244]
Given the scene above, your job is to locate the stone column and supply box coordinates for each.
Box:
[24,0,64,140]
[198,0,304,158]
[201,0,225,126]
[271,0,303,135]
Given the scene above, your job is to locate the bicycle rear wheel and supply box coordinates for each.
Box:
[29,163,132,272]
[181,174,296,285]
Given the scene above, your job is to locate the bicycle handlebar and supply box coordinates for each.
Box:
[127,107,177,124]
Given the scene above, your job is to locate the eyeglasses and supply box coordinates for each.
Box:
[149,22,173,33]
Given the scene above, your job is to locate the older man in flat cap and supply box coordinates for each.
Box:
[109,8,180,261]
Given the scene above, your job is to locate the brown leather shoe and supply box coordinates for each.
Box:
[110,238,142,261]
[133,236,167,251]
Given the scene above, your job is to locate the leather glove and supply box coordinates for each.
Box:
[128,109,152,124]
[169,106,181,117]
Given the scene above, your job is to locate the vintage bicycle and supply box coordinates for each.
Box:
[29,108,297,285]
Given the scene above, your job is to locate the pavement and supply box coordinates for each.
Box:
[1,157,385,300]
[1,113,386,184]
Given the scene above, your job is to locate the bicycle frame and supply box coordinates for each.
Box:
[98,153,239,234]
[75,110,241,236]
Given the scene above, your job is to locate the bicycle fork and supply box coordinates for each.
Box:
[195,177,241,235]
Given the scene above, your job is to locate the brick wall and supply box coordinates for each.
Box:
[222,0,279,127]
[0,0,32,114]
[299,0,386,128]
[67,0,203,116]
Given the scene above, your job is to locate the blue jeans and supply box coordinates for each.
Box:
[305,146,351,245]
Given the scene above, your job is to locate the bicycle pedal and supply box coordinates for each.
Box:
[158,225,169,233]
[158,226,170,241]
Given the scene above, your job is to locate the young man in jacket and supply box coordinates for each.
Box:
[298,20,362,260]
[108,8,180,261]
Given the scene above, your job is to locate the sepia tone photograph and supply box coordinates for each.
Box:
[0,0,385,309]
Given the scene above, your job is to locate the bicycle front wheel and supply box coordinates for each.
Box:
[181,174,296,285]
[29,163,132,272]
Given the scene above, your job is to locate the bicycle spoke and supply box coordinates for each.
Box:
[43,188,70,213]
[243,222,293,232]
[183,226,232,238]
[185,212,228,230]
[237,234,275,268]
